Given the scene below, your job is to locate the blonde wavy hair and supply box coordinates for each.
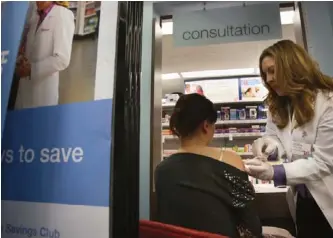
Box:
[259,40,333,129]
[54,1,69,8]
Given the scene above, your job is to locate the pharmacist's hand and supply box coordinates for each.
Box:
[252,137,279,160]
[244,158,274,181]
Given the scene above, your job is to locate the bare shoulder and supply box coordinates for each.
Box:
[210,148,245,171]
[222,150,246,171]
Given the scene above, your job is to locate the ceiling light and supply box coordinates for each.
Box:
[180,68,258,78]
[162,21,173,35]
[280,10,294,25]
[162,73,181,80]
[161,10,295,35]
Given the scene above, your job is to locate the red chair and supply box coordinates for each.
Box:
[139,220,229,238]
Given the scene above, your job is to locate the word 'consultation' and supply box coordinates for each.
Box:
[182,24,270,41]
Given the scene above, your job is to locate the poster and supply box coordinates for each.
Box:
[240,77,268,101]
[184,78,240,103]
[1,2,118,238]
[1,2,29,136]
[1,100,112,237]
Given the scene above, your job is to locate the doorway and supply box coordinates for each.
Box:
[140,2,306,236]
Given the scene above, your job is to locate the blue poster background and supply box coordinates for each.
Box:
[2,99,112,207]
[1,2,29,136]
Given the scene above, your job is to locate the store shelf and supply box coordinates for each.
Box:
[162,119,267,127]
[162,102,177,107]
[71,1,100,36]
[238,152,253,156]
[162,99,264,108]
[163,150,254,158]
[163,132,264,140]
[85,13,96,18]
[213,132,264,139]
[217,119,267,125]
[163,150,177,157]
[254,184,288,194]
[83,29,95,35]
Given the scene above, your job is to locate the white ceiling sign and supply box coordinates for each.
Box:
[173,3,283,47]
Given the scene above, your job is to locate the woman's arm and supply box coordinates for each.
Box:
[274,102,333,186]
[215,149,263,237]
[236,202,263,237]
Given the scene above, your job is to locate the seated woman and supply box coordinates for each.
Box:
[155,93,262,238]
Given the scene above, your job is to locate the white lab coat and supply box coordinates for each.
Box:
[264,91,333,228]
[15,5,75,109]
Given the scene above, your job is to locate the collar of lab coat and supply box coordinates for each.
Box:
[37,3,55,18]
[35,4,57,34]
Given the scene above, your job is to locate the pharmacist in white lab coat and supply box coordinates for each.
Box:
[15,1,74,109]
[244,40,333,238]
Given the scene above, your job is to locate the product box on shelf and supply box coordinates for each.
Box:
[238,108,246,120]
[162,129,172,135]
[240,77,268,101]
[244,144,252,152]
[246,106,258,119]
[221,107,230,120]
[162,94,180,106]
[218,105,268,121]
[257,105,268,119]
[249,176,273,185]
[230,109,237,120]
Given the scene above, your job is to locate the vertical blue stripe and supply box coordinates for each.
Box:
[238,78,242,101]
[1,2,29,136]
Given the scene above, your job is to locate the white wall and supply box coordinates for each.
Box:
[300,2,333,77]
[330,3,333,34]
[94,2,118,100]
[161,24,296,94]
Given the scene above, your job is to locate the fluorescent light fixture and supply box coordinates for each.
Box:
[162,73,181,80]
[162,21,173,35]
[180,68,258,79]
[280,10,294,25]
[161,11,295,35]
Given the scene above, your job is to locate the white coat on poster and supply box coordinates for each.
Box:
[15,4,75,109]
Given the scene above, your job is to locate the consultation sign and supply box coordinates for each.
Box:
[173,3,282,47]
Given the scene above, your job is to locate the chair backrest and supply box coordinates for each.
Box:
[139,220,228,238]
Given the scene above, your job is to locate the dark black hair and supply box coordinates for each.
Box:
[170,93,217,138]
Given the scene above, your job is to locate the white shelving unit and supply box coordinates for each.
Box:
[254,184,289,194]
[163,132,265,140]
[162,99,265,108]
[162,119,267,127]
[69,1,100,36]
[163,149,254,158]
